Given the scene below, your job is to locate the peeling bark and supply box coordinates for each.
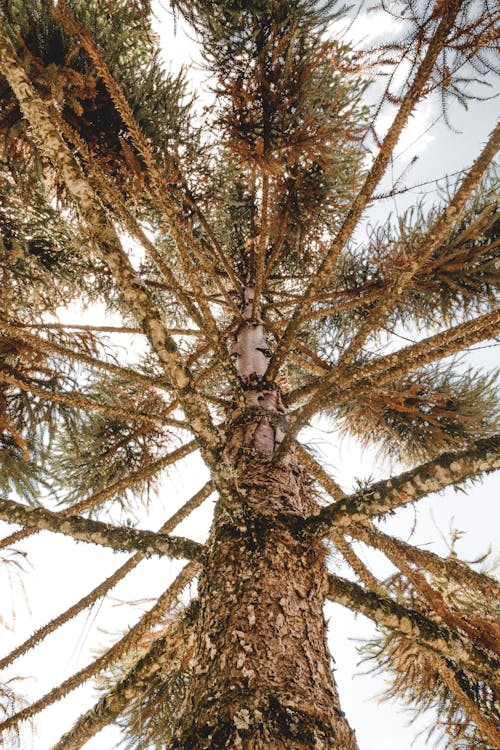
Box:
[172,455,358,749]
[170,288,357,747]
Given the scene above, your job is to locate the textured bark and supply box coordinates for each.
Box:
[0,496,203,561]
[172,453,358,749]
[172,289,357,748]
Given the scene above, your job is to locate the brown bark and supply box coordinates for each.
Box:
[172,453,357,749]
[172,290,357,748]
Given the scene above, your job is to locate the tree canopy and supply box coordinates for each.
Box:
[0,1,499,748]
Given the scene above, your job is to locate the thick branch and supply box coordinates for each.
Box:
[0,496,203,561]
[299,435,500,534]
[266,1,462,379]
[0,440,198,550]
[294,447,500,603]
[296,446,499,605]
[326,573,500,685]
[348,522,500,603]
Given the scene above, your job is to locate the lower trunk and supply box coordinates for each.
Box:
[172,438,358,749]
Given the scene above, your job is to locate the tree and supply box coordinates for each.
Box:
[0,0,499,748]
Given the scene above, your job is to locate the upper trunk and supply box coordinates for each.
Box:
[171,290,358,748]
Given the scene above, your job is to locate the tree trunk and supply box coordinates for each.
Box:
[172,288,358,749]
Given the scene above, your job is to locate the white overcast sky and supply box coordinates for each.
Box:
[1,3,499,749]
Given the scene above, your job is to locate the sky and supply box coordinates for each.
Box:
[1,3,499,749]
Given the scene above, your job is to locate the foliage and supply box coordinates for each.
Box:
[358,559,500,749]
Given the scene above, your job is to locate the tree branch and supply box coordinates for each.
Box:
[326,573,500,686]
[55,0,242,306]
[305,288,381,320]
[0,562,198,741]
[21,323,202,336]
[281,310,500,451]
[0,482,213,671]
[294,442,344,500]
[431,655,500,747]
[1,319,174,390]
[49,633,175,750]
[330,532,385,593]
[299,435,500,534]
[348,522,500,603]
[294,445,499,602]
[0,438,197,550]
[0,496,203,561]
[252,173,270,319]
[336,121,500,367]
[0,27,223,470]
[0,368,185,430]
[266,1,462,379]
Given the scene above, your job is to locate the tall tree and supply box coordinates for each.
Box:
[0,1,499,748]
